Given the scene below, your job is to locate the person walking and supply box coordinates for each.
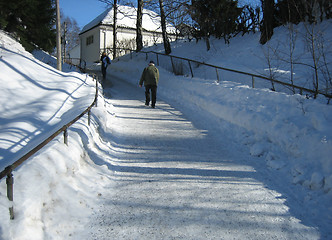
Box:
[100,52,111,81]
[139,61,159,108]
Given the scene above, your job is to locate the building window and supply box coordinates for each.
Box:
[86,35,94,46]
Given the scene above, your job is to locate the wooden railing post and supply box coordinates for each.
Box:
[215,68,220,83]
[252,76,255,88]
[188,60,194,78]
[95,77,98,107]
[6,168,14,220]
[88,110,91,126]
[64,128,68,145]
[170,56,175,74]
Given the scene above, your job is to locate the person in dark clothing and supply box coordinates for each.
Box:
[139,61,160,108]
[100,52,111,81]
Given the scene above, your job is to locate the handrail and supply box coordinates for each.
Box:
[138,50,332,100]
[64,57,87,73]
[0,73,99,219]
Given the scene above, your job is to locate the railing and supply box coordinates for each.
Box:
[117,48,331,100]
[64,58,87,73]
[139,50,332,100]
[0,74,99,220]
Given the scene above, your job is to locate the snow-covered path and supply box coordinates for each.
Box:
[87,75,319,239]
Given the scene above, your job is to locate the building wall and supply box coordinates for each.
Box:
[80,27,101,64]
[80,25,178,64]
[67,45,80,59]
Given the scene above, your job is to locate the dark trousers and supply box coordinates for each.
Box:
[101,66,107,80]
[145,85,157,107]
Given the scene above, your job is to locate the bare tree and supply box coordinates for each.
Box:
[136,0,143,52]
[162,0,192,39]
[98,0,119,58]
[113,0,118,59]
[159,0,171,54]
[292,0,332,98]
[61,15,80,59]
[56,0,62,71]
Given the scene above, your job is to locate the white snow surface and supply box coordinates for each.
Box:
[0,20,332,240]
[81,5,176,34]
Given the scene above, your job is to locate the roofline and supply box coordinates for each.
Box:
[79,23,178,36]
[79,22,102,35]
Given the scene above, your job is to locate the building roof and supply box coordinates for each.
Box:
[81,5,176,34]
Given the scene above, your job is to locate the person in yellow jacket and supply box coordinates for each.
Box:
[139,61,159,108]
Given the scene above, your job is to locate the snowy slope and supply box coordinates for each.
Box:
[0,30,103,239]
[0,30,96,170]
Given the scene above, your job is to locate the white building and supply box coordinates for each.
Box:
[79,5,177,64]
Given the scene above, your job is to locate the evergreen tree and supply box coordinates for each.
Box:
[190,0,242,44]
[275,0,332,26]
[0,0,56,52]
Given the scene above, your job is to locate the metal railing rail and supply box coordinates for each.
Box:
[0,74,99,220]
[131,50,331,100]
[63,57,87,73]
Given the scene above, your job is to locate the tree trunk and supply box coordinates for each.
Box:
[159,0,171,55]
[204,36,210,51]
[260,0,274,45]
[56,0,62,71]
[136,0,143,52]
[113,0,117,59]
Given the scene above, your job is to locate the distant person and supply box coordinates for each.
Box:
[100,52,111,81]
[139,60,159,108]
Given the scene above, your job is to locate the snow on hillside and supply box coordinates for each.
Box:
[0,31,96,170]
[0,30,106,239]
[155,19,332,97]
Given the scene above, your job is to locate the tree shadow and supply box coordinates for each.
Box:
[79,92,322,238]
[0,51,94,170]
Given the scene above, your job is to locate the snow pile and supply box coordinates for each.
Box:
[32,49,78,72]
[0,30,111,239]
[0,31,96,172]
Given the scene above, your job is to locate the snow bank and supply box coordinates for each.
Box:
[0,31,96,170]
[0,30,110,239]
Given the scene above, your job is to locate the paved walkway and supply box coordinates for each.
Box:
[88,75,318,239]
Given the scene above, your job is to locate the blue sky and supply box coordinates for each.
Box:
[60,0,110,29]
[60,0,261,30]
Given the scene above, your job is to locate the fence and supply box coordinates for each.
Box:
[0,74,99,220]
[119,49,331,100]
[64,58,87,73]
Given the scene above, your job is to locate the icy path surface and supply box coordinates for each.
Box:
[88,76,319,239]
